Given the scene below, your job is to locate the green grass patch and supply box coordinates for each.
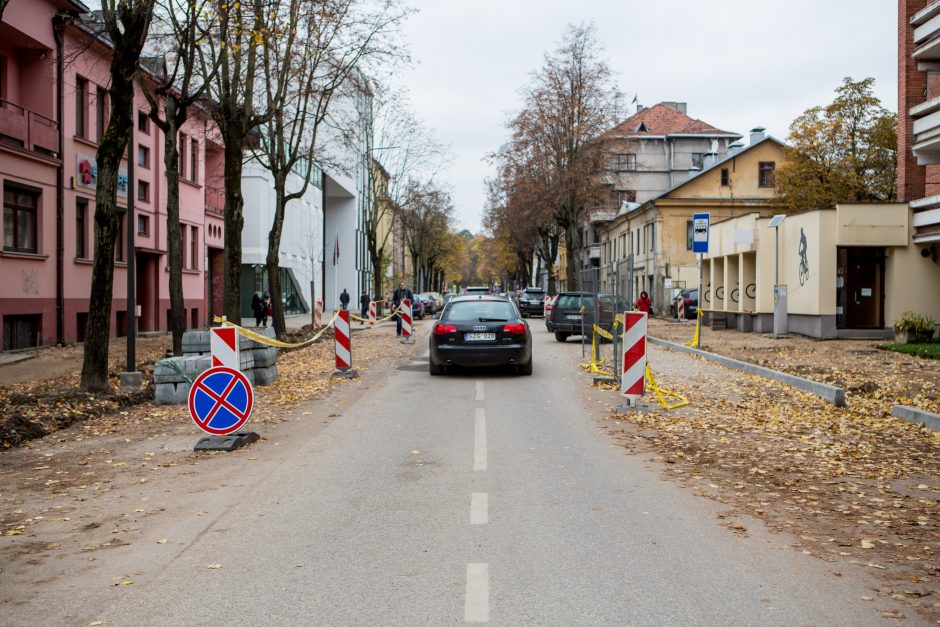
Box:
[878,339,940,359]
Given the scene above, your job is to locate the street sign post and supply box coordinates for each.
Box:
[189,366,258,452]
[692,213,709,347]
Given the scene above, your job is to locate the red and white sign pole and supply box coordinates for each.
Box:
[332,309,357,378]
[400,298,414,344]
[210,326,240,371]
[620,311,648,406]
[677,293,685,321]
[368,300,377,325]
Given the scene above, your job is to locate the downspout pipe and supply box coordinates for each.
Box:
[53,15,66,345]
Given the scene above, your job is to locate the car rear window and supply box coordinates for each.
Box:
[445,301,514,322]
[555,295,584,309]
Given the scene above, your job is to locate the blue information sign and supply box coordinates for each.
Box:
[692,213,710,254]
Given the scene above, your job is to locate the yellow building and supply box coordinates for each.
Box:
[599,131,788,312]
[369,159,396,302]
[704,204,940,338]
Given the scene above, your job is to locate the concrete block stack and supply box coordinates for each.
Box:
[153,327,280,405]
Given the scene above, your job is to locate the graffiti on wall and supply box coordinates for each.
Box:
[21,269,39,295]
[798,227,809,286]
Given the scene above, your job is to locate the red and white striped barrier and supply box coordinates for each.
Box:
[314,300,323,329]
[368,300,377,325]
[677,293,685,321]
[334,309,352,370]
[401,298,414,343]
[621,311,648,402]
[210,326,239,370]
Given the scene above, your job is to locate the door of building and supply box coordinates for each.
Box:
[135,252,158,332]
[838,247,885,329]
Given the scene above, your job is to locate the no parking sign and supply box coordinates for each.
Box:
[188,366,254,435]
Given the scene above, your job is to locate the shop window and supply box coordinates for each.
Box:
[3,314,41,351]
[3,185,39,253]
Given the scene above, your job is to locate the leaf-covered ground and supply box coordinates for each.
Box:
[596,325,940,622]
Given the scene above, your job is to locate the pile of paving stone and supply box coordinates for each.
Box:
[154,327,279,404]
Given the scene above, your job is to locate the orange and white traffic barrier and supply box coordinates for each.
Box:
[314,300,323,329]
[332,309,357,377]
[210,326,240,370]
[368,300,377,324]
[620,311,648,403]
[677,293,685,321]
[401,298,414,344]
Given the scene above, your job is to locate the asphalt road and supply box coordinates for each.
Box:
[4,327,897,625]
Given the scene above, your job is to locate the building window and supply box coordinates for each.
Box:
[190,225,198,270]
[758,161,776,188]
[137,214,149,235]
[3,314,41,351]
[190,138,198,182]
[75,76,87,138]
[686,220,694,250]
[3,186,38,253]
[76,198,88,258]
[610,153,636,171]
[691,153,704,169]
[137,111,149,134]
[115,213,125,262]
[720,168,729,186]
[138,144,149,168]
[96,86,108,142]
[137,180,149,202]
[179,133,187,179]
[179,223,186,268]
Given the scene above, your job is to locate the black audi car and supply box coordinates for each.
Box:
[428,296,532,375]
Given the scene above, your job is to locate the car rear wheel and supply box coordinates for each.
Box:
[554,331,569,342]
[517,359,533,375]
[429,361,445,376]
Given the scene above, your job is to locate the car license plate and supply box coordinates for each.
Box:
[567,314,582,320]
[464,333,496,341]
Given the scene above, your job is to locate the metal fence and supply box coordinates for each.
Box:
[577,255,634,382]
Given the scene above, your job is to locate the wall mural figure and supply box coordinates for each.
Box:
[798,227,809,286]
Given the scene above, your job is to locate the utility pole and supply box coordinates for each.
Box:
[121,126,142,390]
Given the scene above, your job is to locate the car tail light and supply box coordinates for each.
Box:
[503,323,526,334]
[433,323,457,335]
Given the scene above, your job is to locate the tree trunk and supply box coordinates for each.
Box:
[222,131,246,324]
[564,219,581,289]
[267,174,287,339]
[162,99,186,355]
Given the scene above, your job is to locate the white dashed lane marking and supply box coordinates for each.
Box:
[473,408,487,471]
[464,563,489,622]
[470,493,488,525]
[475,380,484,401]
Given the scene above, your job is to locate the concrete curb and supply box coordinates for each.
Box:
[648,336,847,407]
[891,405,940,431]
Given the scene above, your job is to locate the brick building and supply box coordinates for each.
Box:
[1,0,225,350]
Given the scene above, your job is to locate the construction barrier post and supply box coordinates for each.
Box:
[400,298,415,344]
[677,293,685,321]
[210,326,240,371]
[617,311,650,413]
[332,309,358,378]
[368,301,377,325]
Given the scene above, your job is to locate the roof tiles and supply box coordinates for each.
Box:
[603,103,737,138]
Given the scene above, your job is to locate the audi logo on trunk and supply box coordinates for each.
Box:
[473,325,487,331]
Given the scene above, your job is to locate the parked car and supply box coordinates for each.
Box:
[544,294,558,329]
[405,296,424,320]
[429,296,532,375]
[676,288,698,319]
[518,287,546,317]
[429,292,444,310]
[443,293,456,307]
[545,292,615,342]
[417,292,435,316]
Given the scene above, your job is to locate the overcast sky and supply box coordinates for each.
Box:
[397,0,897,233]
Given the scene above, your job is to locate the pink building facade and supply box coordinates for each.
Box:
[0,0,226,350]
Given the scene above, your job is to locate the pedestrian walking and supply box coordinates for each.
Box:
[359,290,370,324]
[391,281,414,337]
[251,292,264,327]
[635,290,653,314]
[262,292,272,327]
[339,289,350,311]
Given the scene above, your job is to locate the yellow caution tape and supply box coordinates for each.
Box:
[685,308,704,348]
[580,326,613,376]
[212,312,340,348]
[645,363,690,410]
[349,305,402,324]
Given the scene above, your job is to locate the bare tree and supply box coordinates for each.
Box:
[253,0,408,339]
[139,0,217,355]
[80,0,156,392]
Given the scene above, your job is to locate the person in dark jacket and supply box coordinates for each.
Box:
[251,292,264,327]
[391,281,414,337]
[359,290,370,323]
[635,291,653,314]
[339,289,350,311]
[262,292,272,327]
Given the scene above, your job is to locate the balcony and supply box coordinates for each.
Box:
[913,1,940,56]
[0,100,58,158]
[912,105,940,164]
[588,243,601,260]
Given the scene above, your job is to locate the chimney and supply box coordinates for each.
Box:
[662,102,688,114]
[749,127,766,145]
[637,104,645,113]
[727,142,744,155]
